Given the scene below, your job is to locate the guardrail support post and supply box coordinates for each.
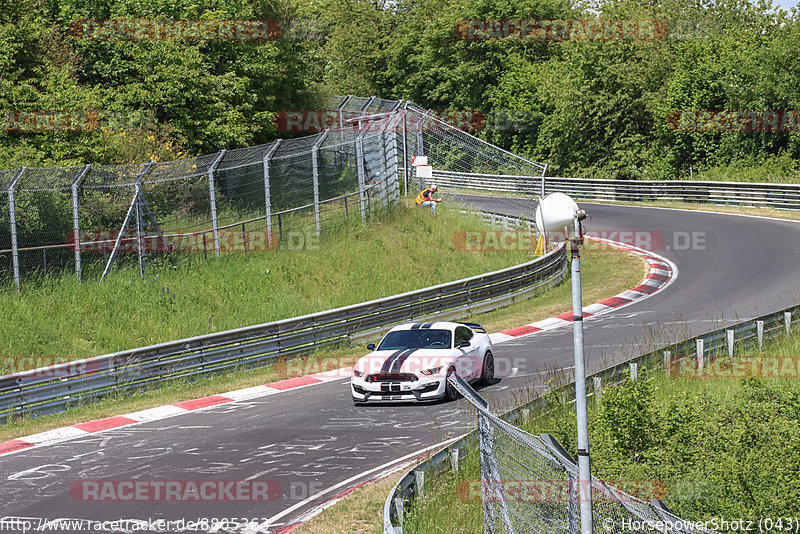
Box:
[8,167,26,291]
[593,376,602,404]
[785,312,792,335]
[311,132,328,235]
[629,362,638,380]
[696,339,704,372]
[356,133,367,224]
[414,469,424,498]
[264,141,280,247]
[757,320,764,350]
[450,448,459,473]
[394,497,404,524]
[663,350,671,372]
[727,329,735,357]
[208,150,226,257]
[71,165,90,282]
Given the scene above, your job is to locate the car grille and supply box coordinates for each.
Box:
[366,373,418,383]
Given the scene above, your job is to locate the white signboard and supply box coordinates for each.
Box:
[416,165,433,178]
[411,156,428,166]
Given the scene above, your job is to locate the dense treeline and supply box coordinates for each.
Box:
[1,0,799,180]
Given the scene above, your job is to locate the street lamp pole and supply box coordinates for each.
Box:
[570,209,593,534]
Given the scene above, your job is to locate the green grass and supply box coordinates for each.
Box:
[402,329,800,533]
[0,200,535,367]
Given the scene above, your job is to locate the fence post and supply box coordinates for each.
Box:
[696,339,704,372]
[311,131,328,235]
[337,95,351,152]
[541,163,548,197]
[387,117,399,206]
[727,329,735,357]
[757,320,764,349]
[208,150,226,257]
[263,141,280,247]
[356,132,367,224]
[8,167,26,291]
[71,165,91,282]
[378,129,387,209]
[134,174,145,279]
[101,160,155,281]
[593,376,602,405]
[785,312,792,335]
[401,102,409,197]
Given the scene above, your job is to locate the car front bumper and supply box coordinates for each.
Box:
[350,375,447,402]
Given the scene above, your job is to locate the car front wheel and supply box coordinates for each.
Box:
[480,351,494,386]
[444,367,458,402]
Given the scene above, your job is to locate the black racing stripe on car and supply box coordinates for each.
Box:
[410,323,422,330]
[420,322,434,329]
[390,348,419,374]
[386,348,417,375]
[380,348,416,375]
[380,349,406,375]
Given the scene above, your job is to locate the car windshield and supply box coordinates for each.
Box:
[377,329,452,350]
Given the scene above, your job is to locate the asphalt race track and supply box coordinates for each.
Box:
[2,196,800,533]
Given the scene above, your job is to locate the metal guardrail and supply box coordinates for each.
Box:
[432,170,800,210]
[0,241,568,423]
[383,298,800,533]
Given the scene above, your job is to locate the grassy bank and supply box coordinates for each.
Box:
[402,331,800,532]
[1,201,536,367]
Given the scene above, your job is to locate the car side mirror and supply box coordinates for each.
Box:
[367,343,376,350]
[459,340,470,348]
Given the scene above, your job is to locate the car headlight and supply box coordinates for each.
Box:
[353,369,364,377]
[420,366,442,376]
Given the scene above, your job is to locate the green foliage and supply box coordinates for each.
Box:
[0,0,320,168]
[597,374,659,461]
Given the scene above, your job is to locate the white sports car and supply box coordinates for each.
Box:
[350,321,494,404]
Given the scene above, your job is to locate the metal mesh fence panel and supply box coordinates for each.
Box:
[0,96,547,287]
[405,107,546,192]
[79,164,142,277]
[317,131,361,229]
[13,167,80,280]
[0,186,10,287]
[451,378,720,534]
[480,415,578,533]
[343,96,373,112]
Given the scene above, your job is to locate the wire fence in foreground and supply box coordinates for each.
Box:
[0,95,548,290]
[450,375,719,534]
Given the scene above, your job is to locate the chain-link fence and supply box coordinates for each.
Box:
[0,96,547,290]
[450,376,718,534]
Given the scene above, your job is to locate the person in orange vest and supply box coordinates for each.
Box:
[415,184,442,214]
